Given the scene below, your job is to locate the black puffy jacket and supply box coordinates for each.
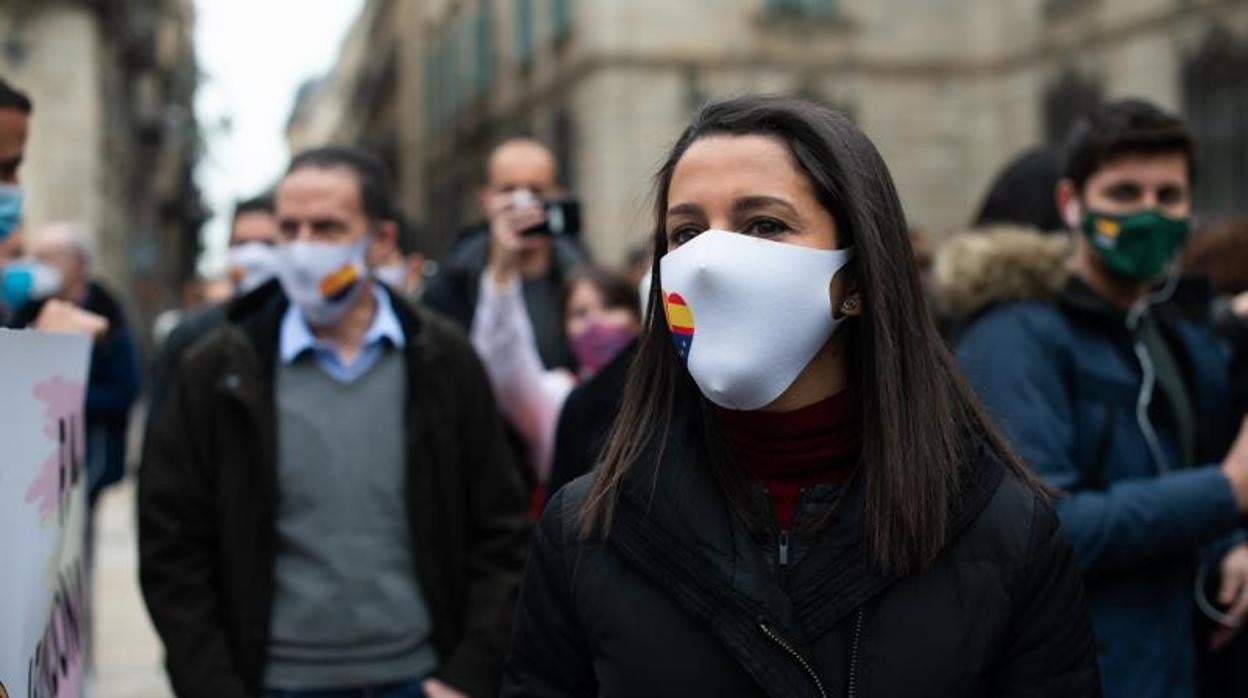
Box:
[503,437,1101,697]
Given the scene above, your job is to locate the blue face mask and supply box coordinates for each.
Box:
[1,259,62,312]
[0,184,22,241]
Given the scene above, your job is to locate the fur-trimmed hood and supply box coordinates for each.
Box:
[933,226,1073,323]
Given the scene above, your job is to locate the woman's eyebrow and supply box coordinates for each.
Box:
[666,202,703,217]
[733,195,799,218]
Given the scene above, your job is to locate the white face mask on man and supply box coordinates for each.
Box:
[659,229,854,411]
[276,238,369,327]
[226,242,280,294]
[373,263,408,290]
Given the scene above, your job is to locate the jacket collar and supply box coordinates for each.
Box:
[223,279,286,390]
[1058,275,1129,324]
[225,279,427,390]
[1058,272,1215,334]
[277,283,406,366]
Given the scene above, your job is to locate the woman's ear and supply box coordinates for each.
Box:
[830,266,862,319]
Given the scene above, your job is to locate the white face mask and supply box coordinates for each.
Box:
[226,241,279,294]
[659,230,854,411]
[373,263,408,290]
[638,271,653,323]
[276,238,368,327]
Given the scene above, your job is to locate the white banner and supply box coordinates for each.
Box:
[0,329,93,698]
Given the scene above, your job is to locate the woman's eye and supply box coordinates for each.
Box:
[669,226,702,246]
[744,217,790,238]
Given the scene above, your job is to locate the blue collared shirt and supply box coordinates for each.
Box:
[279,284,405,383]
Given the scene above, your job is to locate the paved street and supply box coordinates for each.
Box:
[93,480,171,697]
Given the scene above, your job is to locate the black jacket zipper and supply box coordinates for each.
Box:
[848,607,865,698]
[758,620,829,698]
[757,606,864,698]
[775,486,813,568]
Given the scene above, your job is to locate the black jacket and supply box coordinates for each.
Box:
[139,284,531,698]
[1211,294,1248,420]
[504,435,1101,697]
[145,302,228,438]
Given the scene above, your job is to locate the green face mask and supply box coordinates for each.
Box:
[1081,208,1190,281]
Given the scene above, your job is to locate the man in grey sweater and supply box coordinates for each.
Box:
[141,147,529,698]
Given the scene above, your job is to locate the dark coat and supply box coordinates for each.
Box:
[503,435,1101,697]
[947,230,1240,698]
[145,303,228,435]
[422,223,586,370]
[545,340,635,505]
[139,284,531,698]
[15,282,141,501]
[141,282,284,463]
[1211,295,1248,419]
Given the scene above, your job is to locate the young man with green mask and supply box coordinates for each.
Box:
[957,99,1248,698]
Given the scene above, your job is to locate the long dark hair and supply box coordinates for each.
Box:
[580,96,1038,572]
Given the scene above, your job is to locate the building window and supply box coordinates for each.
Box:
[1043,0,1102,20]
[515,0,535,69]
[455,17,469,113]
[682,64,706,115]
[764,0,839,17]
[475,4,494,95]
[427,16,467,129]
[552,0,572,42]
[1043,69,1103,144]
[553,107,576,191]
[445,28,459,119]
[424,40,441,133]
[1184,27,1248,217]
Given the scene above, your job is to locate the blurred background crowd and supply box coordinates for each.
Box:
[1,0,1247,696]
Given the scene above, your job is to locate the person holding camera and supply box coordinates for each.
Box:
[424,137,586,371]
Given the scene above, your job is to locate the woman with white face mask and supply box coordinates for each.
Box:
[502,97,1100,697]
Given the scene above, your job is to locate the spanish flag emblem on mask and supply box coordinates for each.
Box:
[319,263,360,301]
[1094,216,1121,242]
[663,292,695,361]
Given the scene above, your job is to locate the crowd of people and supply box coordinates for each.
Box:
[3,68,1248,698]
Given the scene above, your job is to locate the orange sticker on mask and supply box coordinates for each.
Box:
[319,264,360,300]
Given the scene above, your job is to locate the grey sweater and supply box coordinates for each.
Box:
[264,349,437,689]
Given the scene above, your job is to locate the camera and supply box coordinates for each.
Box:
[521,199,581,238]
[508,188,580,238]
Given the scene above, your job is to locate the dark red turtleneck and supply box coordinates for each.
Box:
[716,390,862,530]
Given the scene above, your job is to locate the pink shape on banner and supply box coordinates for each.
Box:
[53,612,85,698]
[24,375,86,521]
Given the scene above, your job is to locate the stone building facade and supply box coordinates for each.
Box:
[0,0,203,338]
[293,0,1248,265]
